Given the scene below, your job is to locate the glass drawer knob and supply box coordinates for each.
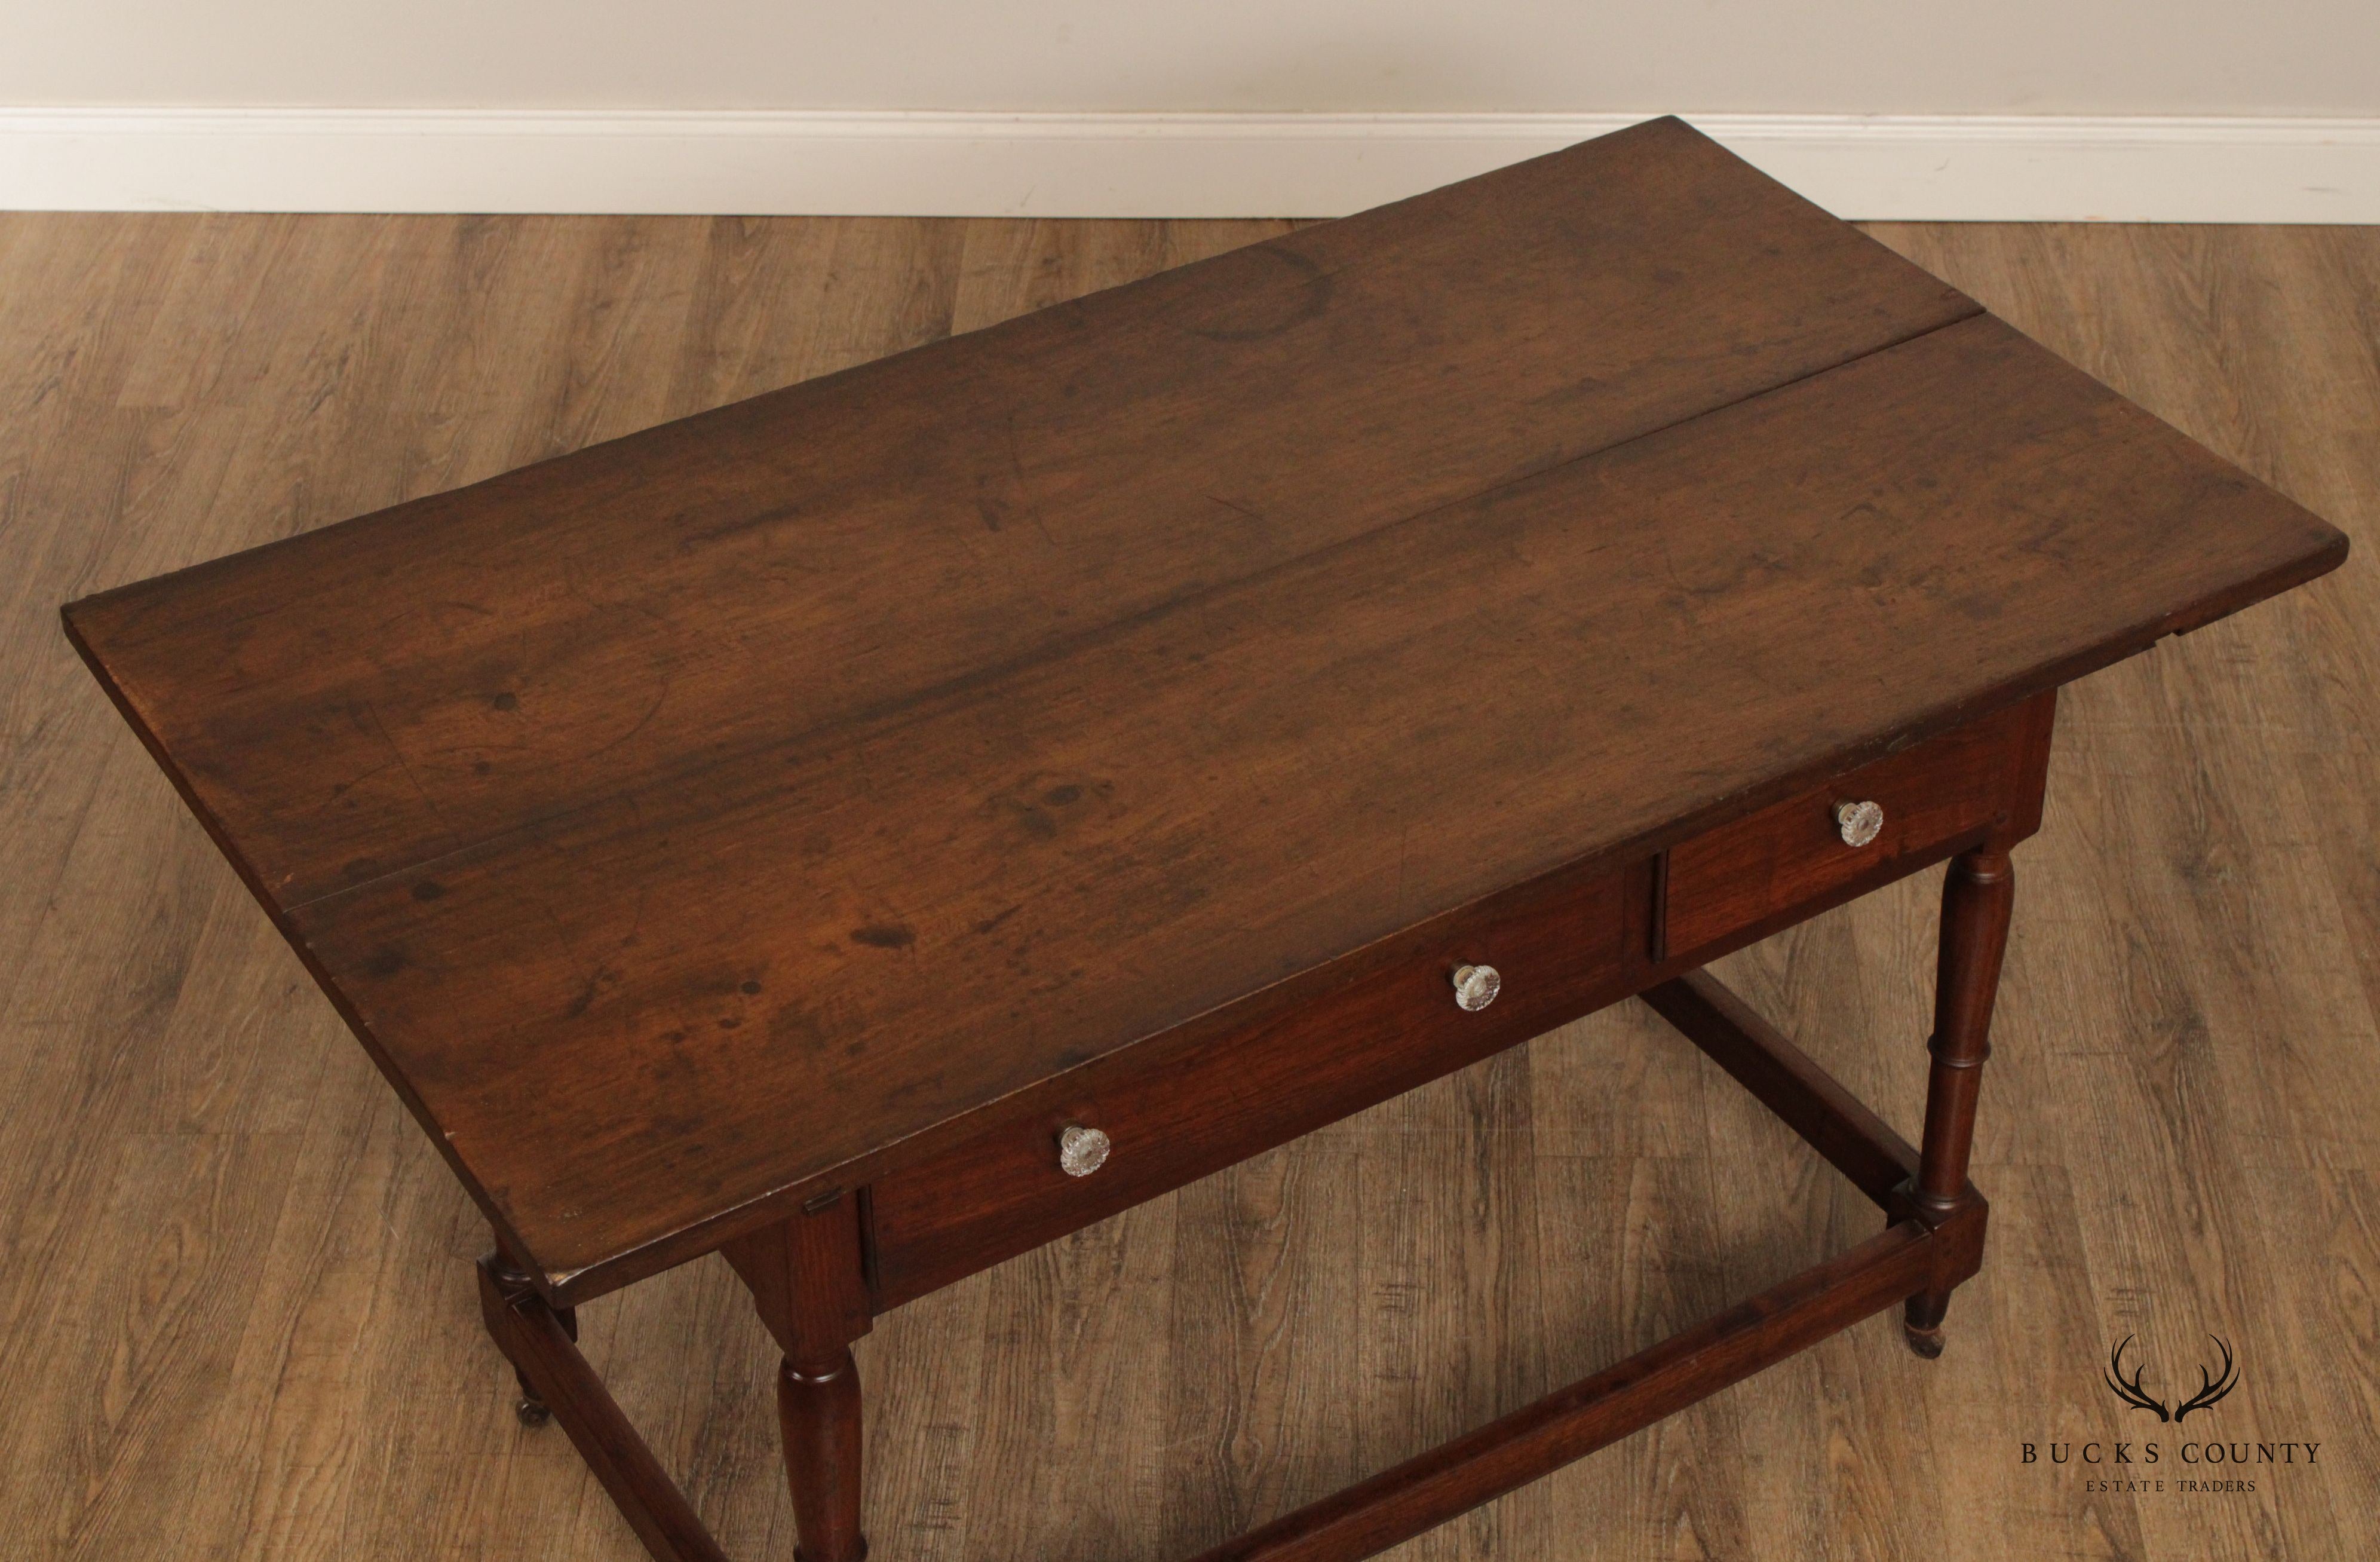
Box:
[1452,964,1501,1012]
[1057,1124,1110,1177]
[1834,799,1884,849]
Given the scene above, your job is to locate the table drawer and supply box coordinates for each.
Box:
[866,862,1643,1309]
[1660,696,2051,961]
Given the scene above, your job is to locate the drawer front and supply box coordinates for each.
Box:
[867,862,1643,1309]
[1661,696,2051,960]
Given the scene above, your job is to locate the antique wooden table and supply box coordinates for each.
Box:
[64,118,2345,1562]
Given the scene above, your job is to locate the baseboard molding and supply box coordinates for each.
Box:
[2,109,2375,222]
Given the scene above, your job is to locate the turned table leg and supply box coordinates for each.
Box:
[780,1347,867,1561]
[1903,844,2014,1358]
[723,1195,875,1562]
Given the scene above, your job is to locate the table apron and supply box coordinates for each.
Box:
[863,691,2051,1313]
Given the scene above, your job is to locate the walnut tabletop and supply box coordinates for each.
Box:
[62,117,2345,1310]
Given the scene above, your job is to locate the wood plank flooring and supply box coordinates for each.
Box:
[1,211,2373,1562]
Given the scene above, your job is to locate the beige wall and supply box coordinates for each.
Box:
[2,0,2372,115]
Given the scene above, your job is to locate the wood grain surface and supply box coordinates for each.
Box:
[54,122,2341,1301]
[3,211,2375,1562]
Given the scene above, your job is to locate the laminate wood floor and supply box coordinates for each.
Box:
[1,211,2372,1562]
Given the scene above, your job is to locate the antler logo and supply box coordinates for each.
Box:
[2103,1334,2240,1423]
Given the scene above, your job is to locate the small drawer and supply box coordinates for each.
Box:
[1660,697,2048,961]
[866,862,1642,1309]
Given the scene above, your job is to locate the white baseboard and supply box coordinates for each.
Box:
[1,109,2375,222]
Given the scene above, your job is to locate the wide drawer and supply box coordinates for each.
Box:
[1660,695,2053,961]
[866,862,1643,1309]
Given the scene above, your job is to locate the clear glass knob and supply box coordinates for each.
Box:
[1834,799,1884,849]
[1451,964,1501,1012]
[1057,1123,1110,1177]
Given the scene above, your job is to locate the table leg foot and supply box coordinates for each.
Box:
[515,1370,555,1426]
[1901,1313,1947,1359]
[1902,1283,1952,1346]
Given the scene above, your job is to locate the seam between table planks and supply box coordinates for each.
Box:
[272,301,1987,926]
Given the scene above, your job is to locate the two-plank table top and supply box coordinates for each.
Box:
[63,117,2347,1302]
